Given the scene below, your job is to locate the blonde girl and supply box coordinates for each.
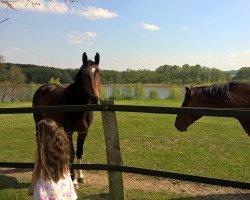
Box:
[29,119,77,200]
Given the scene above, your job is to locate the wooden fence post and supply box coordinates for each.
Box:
[101,100,125,200]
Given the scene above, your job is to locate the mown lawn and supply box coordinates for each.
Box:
[0,100,249,199]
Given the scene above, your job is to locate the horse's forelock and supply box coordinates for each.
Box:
[75,59,100,82]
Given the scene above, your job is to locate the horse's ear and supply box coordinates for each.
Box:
[82,52,88,66]
[185,87,190,93]
[95,52,100,65]
[185,87,192,96]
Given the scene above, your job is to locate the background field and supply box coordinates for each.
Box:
[0,100,249,199]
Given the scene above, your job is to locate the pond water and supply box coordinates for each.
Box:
[0,84,176,102]
[104,84,171,99]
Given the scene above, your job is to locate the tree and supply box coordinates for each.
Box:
[181,64,191,84]
[0,55,4,63]
[0,0,38,23]
[190,65,202,84]
[0,0,80,10]
[210,68,226,83]
[0,64,26,102]
[0,56,5,82]
[0,0,80,24]
[23,82,39,101]
[233,67,250,82]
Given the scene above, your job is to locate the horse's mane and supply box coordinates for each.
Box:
[75,67,83,83]
[194,82,239,103]
[64,60,95,104]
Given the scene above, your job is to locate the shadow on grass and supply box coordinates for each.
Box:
[0,168,31,174]
[0,175,29,189]
[80,193,110,200]
[173,193,250,200]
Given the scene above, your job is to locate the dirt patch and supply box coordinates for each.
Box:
[1,168,249,199]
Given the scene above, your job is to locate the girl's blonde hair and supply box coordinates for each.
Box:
[36,119,70,183]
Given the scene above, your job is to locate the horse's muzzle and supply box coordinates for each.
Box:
[174,123,187,132]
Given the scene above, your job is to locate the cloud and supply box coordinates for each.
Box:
[229,50,250,58]
[66,31,96,44]
[186,53,215,61]
[141,22,160,31]
[228,50,250,67]
[182,26,191,31]
[3,0,69,14]
[112,56,118,61]
[66,31,85,44]
[80,6,118,20]
[85,32,96,38]
[4,47,29,56]
[1,2,118,20]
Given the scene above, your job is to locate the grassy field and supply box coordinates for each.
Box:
[0,100,249,199]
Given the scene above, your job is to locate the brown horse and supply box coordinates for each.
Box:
[32,52,101,187]
[175,82,250,136]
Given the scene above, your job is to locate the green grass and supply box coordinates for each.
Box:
[0,100,249,199]
[0,182,185,200]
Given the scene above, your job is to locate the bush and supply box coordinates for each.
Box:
[99,84,107,100]
[148,89,160,100]
[110,85,121,100]
[168,84,183,99]
[134,83,145,99]
[122,84,133,99]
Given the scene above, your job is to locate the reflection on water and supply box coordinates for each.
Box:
[0,84,175,102]
[104,84,170,99]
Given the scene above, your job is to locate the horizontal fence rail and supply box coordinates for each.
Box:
[0,105,250,118]
[0,162,249,190]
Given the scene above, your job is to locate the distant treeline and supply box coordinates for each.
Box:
[3,63,77,84]
[2,63,250,84]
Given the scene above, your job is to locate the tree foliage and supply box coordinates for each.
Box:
[233,67,250,82]
[1,62,250,85]
[0,63,26,102]
[0,55,4,63]
[3,63,75,84]
[48,77,60,84]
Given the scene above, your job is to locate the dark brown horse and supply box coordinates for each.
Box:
[32,52,101,186]
[175,82,250,136]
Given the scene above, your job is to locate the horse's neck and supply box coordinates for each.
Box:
[63,83,89,105]
[230,84,250,106]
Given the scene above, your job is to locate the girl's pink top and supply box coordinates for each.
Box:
[33,173,77,200]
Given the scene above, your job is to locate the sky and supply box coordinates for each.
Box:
[1,0,250,71]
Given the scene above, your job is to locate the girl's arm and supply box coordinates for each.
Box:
[28,149,40,196]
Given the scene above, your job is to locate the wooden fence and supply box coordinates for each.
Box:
[0,101,250,200]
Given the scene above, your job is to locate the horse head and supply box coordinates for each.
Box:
[79,52,101,104]
[175,86,202,132]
